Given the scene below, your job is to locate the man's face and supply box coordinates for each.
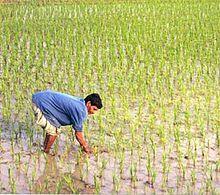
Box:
[86,101,98,115]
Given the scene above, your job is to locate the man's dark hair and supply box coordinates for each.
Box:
[85,93,103,109]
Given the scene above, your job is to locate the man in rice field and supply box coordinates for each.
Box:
[32,90,103,155]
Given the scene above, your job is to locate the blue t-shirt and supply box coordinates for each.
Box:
[32,90,87,131]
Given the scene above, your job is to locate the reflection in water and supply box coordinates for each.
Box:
[33,155,59,193]
[34,154,94,194]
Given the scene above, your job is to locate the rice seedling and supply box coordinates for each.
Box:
[146,150,152,177]
[84,155,90,174]
[8,168,16,193]
[112,171,121,193]
[94,174,101,194]
[98,158,107,178]
[190,169,196,186]
[192,139,198,168]
[63,174,77,193]
[130,162,137,185]
[55,179,64,194]
[151,168,157,188]
[149,135,156,160]
[162,150,169,182]
[14,152,21,168]
[118,150,125,175]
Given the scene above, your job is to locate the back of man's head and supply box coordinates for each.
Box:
[85,93,103,109]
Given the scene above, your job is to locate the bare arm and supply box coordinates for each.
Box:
[75,131,92,154]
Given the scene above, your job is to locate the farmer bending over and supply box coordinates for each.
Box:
[32,90,103,155]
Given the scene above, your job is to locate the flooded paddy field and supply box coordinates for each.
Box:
[0,114,219,194]
[0,0,220,194]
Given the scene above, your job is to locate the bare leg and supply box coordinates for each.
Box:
[43,133,50,149]
[44,134,57,154]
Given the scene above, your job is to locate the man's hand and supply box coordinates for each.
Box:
[75,131,92,154]
[83,145,93,154]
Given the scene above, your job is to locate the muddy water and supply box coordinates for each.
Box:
[0,131,219,194]
[0,114,219,193]
[0,129,95,193]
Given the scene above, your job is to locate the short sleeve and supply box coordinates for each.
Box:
[72,124,83,132]
[68,100,87,132]
[70,108,86,132]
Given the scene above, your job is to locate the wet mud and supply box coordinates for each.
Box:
[0,134,219,194]
[0,110,219,194]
